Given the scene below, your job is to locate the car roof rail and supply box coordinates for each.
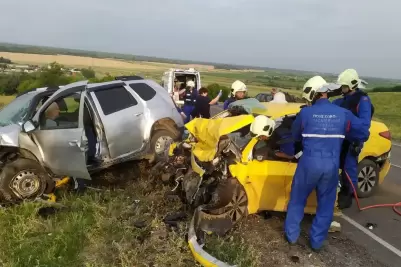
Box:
[16,85,64,98]
[115,75,144,81]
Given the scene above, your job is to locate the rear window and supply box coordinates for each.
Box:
[94,86,138,115]
[129,83,156,101]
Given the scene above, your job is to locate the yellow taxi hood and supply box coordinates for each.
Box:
[185,115,255,162]
[260,102,303,119]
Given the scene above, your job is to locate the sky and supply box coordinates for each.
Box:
[0,0,400,79]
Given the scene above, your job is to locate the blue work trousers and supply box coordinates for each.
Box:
[183,105,195,124]
[285,154,339,249]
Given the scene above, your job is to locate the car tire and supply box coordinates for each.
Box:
[357,159,379,198]
[207,178,248,226]
[0,158,49,202]
[150,129,178,162]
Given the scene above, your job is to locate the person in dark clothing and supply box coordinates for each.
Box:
[223,80,248,110]
[182,80,197,123]
[191,87,222,119]
[333,69,373,209]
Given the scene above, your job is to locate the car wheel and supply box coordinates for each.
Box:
[357,159,379,198]
[0,158,49,202]
[207,178,248,225]
[150,130,177,162]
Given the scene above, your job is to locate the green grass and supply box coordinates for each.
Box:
[0,162,257,267]
[369,92,401,139]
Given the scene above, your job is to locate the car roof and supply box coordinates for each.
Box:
[260,102,303,118]
[86,79,161,90]
[15,86,62,98]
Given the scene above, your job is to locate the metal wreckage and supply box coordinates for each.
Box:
[151,98,331,266]
[153,96,394,265]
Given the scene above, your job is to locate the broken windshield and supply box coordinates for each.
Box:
[0,94,34,127]
[228,98,267,114]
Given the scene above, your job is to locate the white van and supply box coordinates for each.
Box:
[161,68,201,106]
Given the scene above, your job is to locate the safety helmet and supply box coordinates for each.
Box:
[250,115,276,138]
[302,76,327,103]
[337,69,360,90]
[271,92,287,103]
[231,80,247,95]
[186,80,195,88]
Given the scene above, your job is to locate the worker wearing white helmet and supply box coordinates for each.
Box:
[250,115,276,140]
[285,76,369,251]
[223,80,248,110]
[302,76,328,105]
[332,69,373,210]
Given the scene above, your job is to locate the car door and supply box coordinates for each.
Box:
[28,81,91,179]
[88,83,145,159]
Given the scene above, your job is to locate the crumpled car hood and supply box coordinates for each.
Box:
[0,124,21,147]
[184,115,255,162]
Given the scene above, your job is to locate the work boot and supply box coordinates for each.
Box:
[337,184,353,209]
[338,192,352,209]
[71,177,87,194]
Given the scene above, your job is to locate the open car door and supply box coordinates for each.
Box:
[22,81,91,179]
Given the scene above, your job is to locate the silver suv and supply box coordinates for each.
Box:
[0,78,184,202]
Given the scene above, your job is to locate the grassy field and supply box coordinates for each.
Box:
[0,162,259,267]
[0,52,215,72]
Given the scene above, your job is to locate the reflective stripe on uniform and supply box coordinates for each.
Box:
[302,134,345,138]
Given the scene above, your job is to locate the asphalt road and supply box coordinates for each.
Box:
[210,104,401,267]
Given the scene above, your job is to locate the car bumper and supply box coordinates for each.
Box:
[188,208,235,267]
[378,158,391,185]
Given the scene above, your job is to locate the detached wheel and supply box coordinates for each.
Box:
[0,158,49,202]
[357,159,379,198]
[150,130,177,162]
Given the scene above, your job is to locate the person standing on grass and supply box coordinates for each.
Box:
[191,87,222,119]
[332,69,373,209]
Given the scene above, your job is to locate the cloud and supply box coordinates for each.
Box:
[0,0,400,78]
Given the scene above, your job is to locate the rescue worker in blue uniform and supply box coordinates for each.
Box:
[182,80,197,124]
[333,69,373,209]
[284,76,370,251]
[223,80,248,110]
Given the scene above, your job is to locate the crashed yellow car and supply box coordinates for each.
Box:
[154,99,391,266]
[156,100,391,232]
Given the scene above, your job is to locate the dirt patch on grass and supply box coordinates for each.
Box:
[214,213,389,267]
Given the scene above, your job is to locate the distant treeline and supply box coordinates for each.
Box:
[0,62,114,95]
[0,57,12,64]
[371,85,401,92]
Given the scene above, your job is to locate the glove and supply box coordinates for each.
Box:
[217,90,222,98]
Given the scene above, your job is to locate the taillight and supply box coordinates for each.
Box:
[379,130,391,140]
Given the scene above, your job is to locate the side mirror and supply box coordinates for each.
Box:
[22,120,36,133]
